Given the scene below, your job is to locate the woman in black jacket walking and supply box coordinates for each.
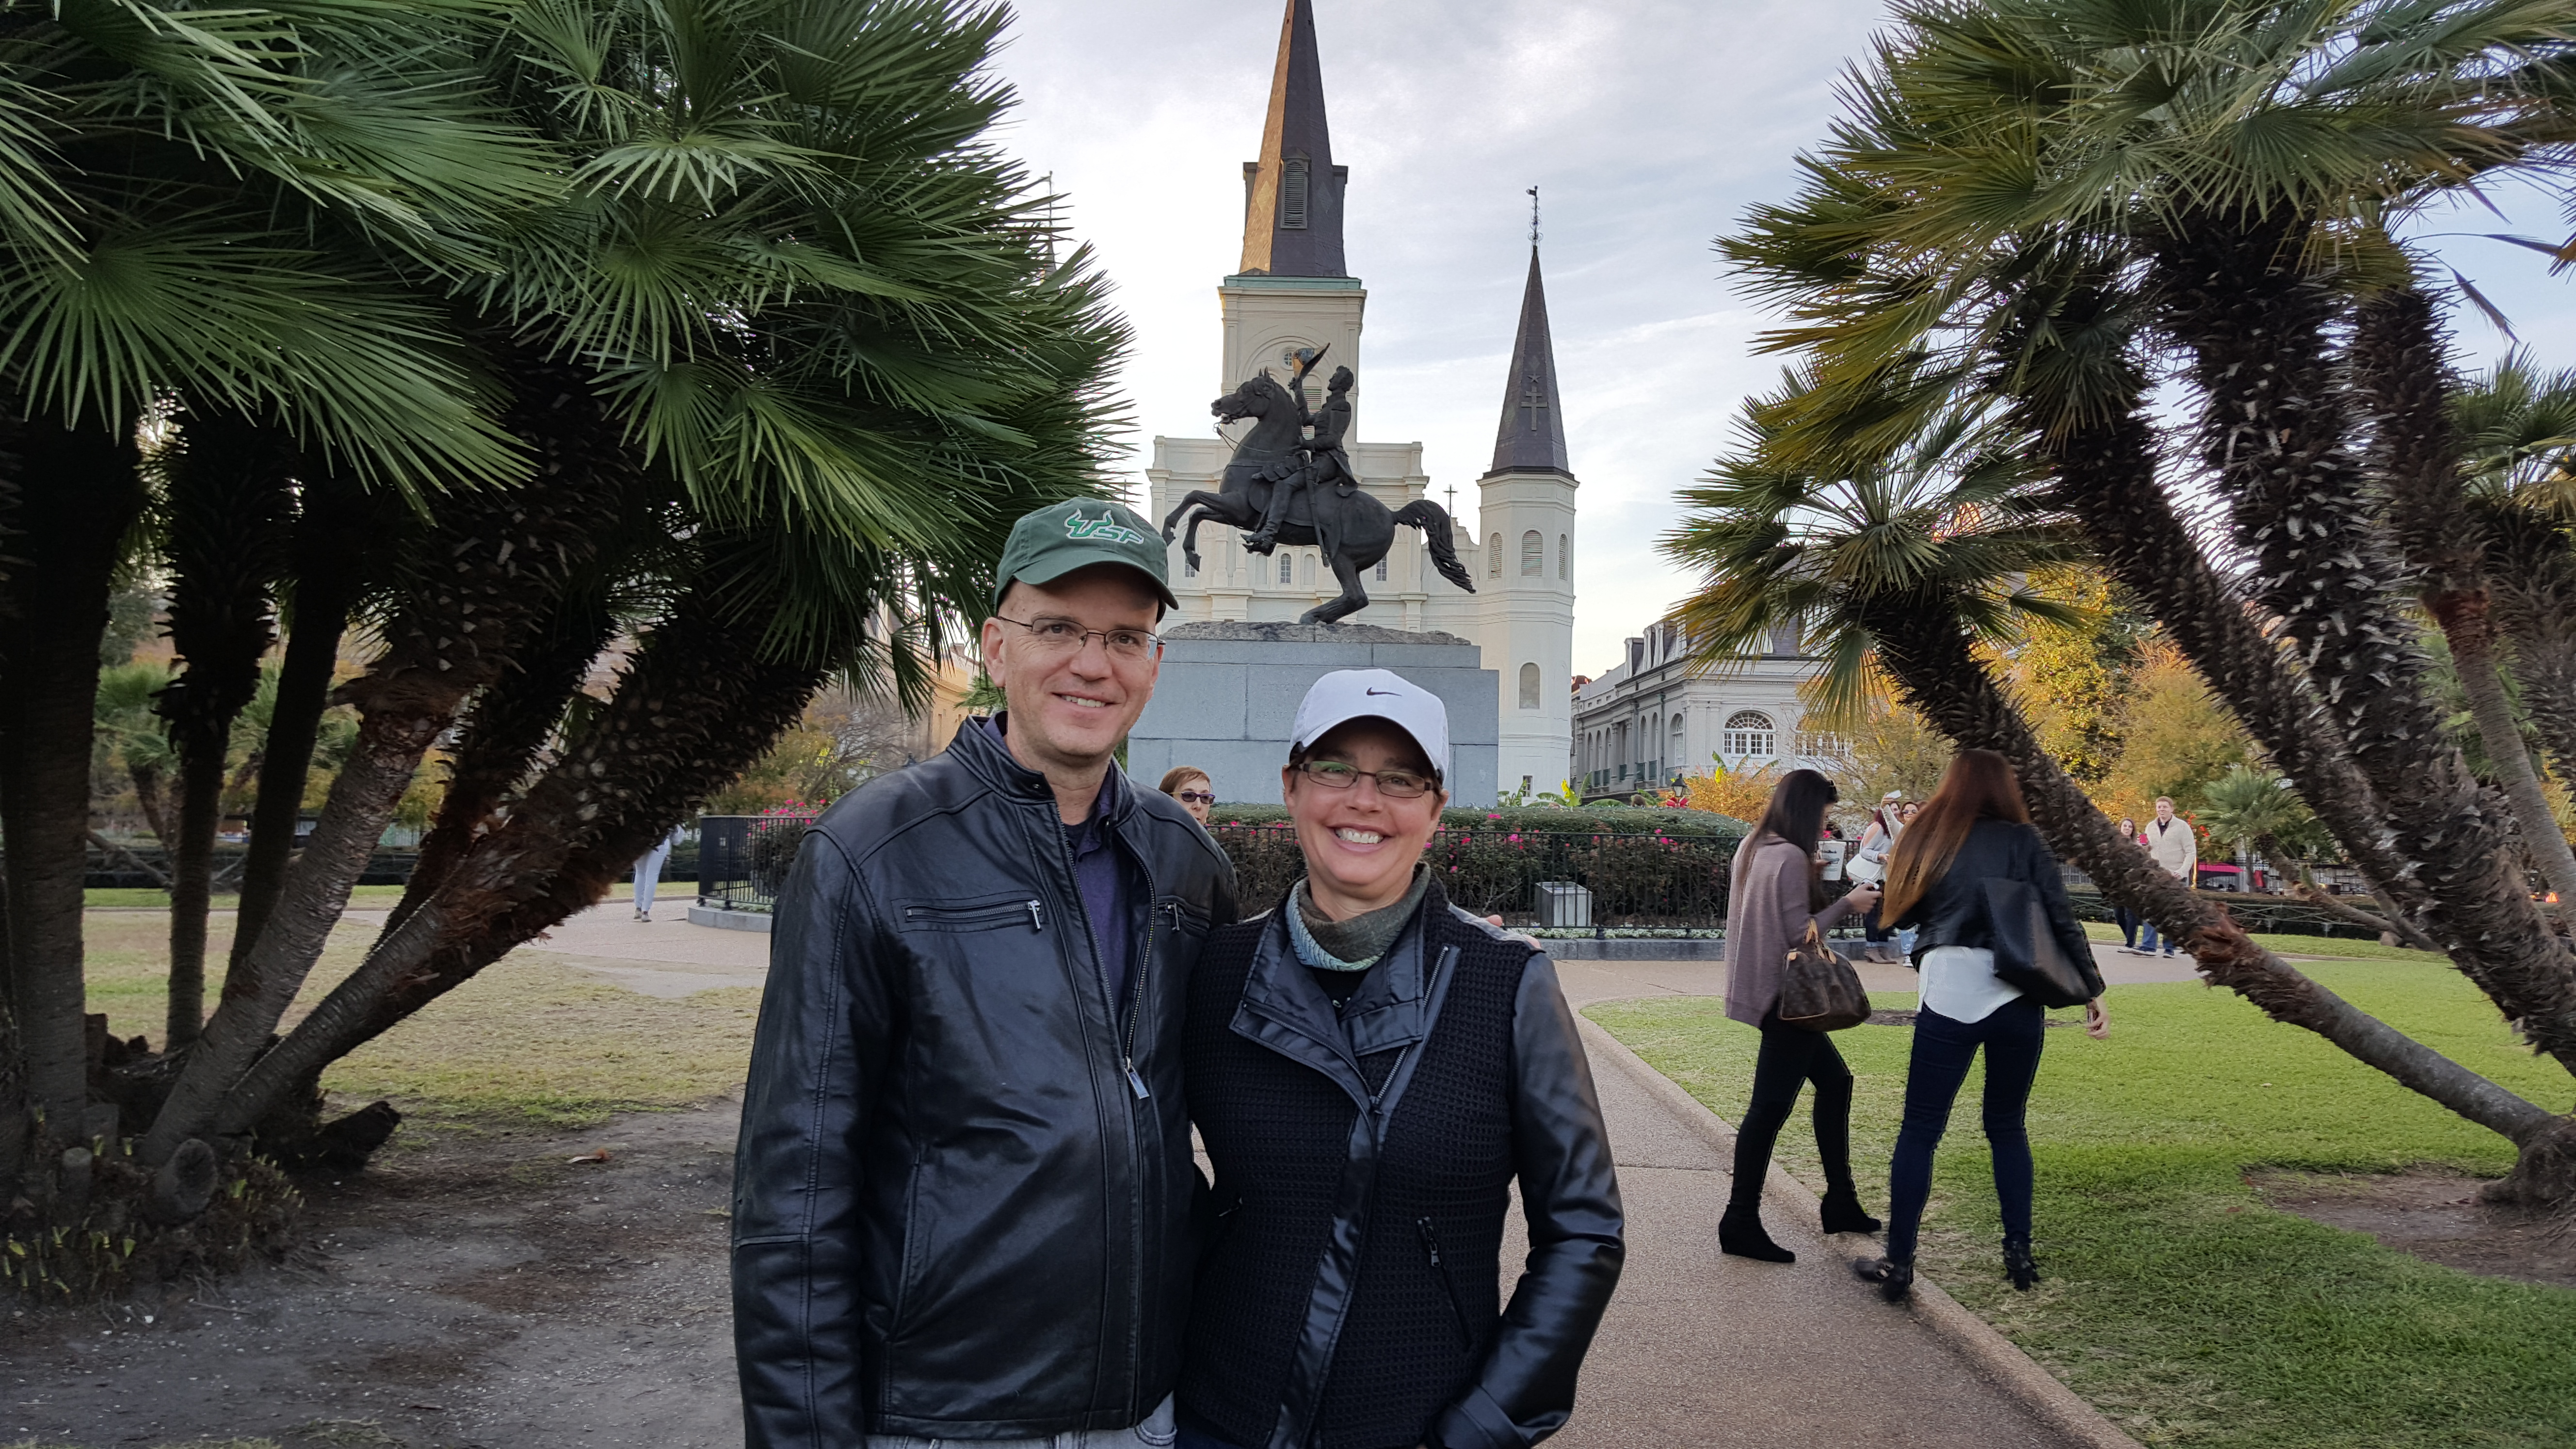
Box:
[1178,670,1624,1449]
[1852,750,2109,1302]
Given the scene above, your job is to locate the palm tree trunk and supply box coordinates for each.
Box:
[383,597,614,934]
[2150,215,2576,1079]
[217,598,820,1139]
[154,409,293,1050]
[229,476,380,977]
[1868,600,2563,1159]
[126,760,175,850]
[0,413,145,1138]
[141,353,633,1167]
[2481,506,2576,791]
[2018,362,2430,918]
[2352,288,2576,905]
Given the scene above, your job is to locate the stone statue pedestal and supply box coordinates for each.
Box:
[1127,621,1500,807]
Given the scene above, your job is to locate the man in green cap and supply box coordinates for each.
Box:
[734,498,1240,1449]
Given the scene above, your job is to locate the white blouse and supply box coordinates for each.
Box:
[1918,945,2023,1024]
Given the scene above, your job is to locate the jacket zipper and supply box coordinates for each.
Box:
[1417,1217,1474,1349]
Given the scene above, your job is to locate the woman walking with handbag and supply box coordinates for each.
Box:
[1719,769,1886,1263]
[1853,792,1903,963]
[1852,750,2109,1302]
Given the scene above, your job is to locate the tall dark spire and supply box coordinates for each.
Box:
[1489,247,1569,474]
[1238,0,1347,277]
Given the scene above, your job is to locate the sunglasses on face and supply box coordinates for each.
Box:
[1176,790,1215,805]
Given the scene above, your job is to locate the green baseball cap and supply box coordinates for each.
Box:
[993,499,1177,613]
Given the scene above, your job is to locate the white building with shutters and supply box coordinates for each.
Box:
[1570,618,1837,801]
[1143,0,1577,797]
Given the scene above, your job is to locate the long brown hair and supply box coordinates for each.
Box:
[1730,768,1839,914]
[1879,749,2030,920]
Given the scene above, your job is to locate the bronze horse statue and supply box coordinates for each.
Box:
[1158,367,1474,625]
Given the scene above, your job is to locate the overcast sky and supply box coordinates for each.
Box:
[993,0,2576,678]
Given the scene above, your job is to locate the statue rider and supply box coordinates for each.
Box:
[1244,364,1356,558]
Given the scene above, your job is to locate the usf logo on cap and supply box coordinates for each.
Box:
[1064,510,1149,547]
[994,499,1177,612]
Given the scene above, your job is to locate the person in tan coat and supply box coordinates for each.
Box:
[1719,769,1885,1262]
[2134,796,2197,957]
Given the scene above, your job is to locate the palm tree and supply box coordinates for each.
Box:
[1667,372,2565,1192]
[0,0,551,1177]
[1711,0,2576,1199]
[2456,354,2576,786]
[140,0,1132,1163]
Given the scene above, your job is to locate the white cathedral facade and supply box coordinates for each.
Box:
[1143,0,1578,798]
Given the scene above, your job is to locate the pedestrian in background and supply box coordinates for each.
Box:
[1158,765,1217,825]
[2110,816,2142,950]
[1717,769,1884,1264]
[1854,750,2109,1304]
[2134,797,2195,957]
[632,824,683,922]
[1853,790,1903,964]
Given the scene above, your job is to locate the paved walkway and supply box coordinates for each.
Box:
[512,908,2131,1447]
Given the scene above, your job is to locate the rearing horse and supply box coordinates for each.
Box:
[1159,371,1475,625]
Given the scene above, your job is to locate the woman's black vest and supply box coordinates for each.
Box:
[1179,885,1537,1449]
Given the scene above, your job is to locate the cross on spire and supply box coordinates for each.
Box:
[1487,238,1569,475]
[1528,185,1540,248]
[1518,372,1549,432]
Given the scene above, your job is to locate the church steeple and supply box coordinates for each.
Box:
[1489,247,1569,474]
[1238,0,1347,278]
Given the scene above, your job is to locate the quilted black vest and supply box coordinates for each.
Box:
[1179,890,1537,1449]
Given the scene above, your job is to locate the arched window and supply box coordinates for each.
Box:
[1488,534,1502,578]
[1722,710,1777,759]
[1559,534,1569,580]
[1520,530,1543,575]
[1278,552,1292,585]
[1671,713,1687,768]
[1518,662,1541,709]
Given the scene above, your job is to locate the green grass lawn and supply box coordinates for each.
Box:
[83,884,412,909]
[2078,918,2447,965]
[1588,965,2576,1449]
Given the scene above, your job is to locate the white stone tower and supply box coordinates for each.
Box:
[1478,247,1579,798]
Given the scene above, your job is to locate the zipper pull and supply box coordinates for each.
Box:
[1417,1217,1441,1264]
[1124,1057,1151,1099]
[1027,899,1045,932]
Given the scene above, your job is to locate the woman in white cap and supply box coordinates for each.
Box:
[1175,669,1624,1449]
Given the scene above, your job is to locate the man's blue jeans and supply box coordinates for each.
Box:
[2137,918,2174,955]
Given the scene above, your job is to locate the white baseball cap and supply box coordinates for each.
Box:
[1289,669,1451,779]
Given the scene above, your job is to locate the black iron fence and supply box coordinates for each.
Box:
[698,813,819,913]
[1212,824,1738,932]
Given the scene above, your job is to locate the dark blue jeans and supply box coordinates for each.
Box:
[1886,998,2046,1264]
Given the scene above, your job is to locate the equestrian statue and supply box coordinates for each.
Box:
[1158,347,1475,626]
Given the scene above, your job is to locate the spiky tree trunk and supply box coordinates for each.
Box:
[1867,599,2574,1198]
[217,594,821,1136]
[2150,216,2576,1077]
[141,355,631,1167]
[229,477,382,977]
[2479,501,2576,788]
[2353,287,2576,905]
[382,596,615,934]
[153,410,292,1050]
[0,415,144,1140]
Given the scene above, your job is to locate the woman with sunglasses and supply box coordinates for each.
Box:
[1159,766,1218,825]
[1177,670,1624,1449]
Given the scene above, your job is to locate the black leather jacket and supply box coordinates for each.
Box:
[731,719,1238,1447]
[1893,818,2092,969]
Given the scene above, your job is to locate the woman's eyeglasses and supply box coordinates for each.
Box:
[995,614,1161,661]
[1293,760,1437,799]
[1176,790,1216,805]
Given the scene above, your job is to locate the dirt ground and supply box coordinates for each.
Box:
[1,1101,745,1449]
[2250,1168,2576,1290]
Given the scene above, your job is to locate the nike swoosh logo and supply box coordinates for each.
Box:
[1365,688,1399,696]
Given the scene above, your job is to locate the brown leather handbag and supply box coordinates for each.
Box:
[1777,919,1871,1031]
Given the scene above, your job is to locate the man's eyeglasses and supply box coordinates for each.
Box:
[996,614,1161,661]
[1175,790,1216,806]
[1292,760,1438,799]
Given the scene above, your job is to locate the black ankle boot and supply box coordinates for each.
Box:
[1851,1256,1914,1302]
[1719,1207,1796,1263]
[1819,1188,1881,1236]
[2003,1238,2039,1290]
